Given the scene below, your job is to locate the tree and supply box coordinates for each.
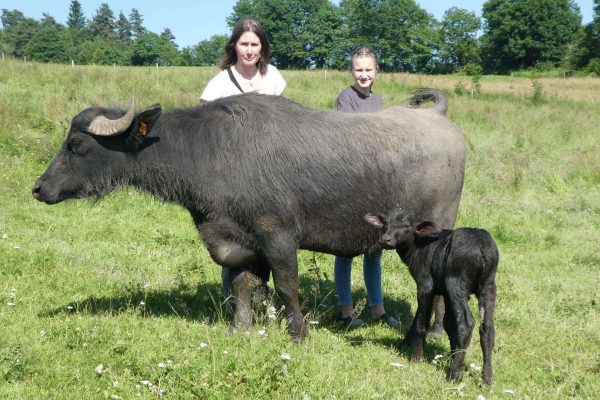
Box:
[131,32,179,66]
[24,27,69,63]
[480,0,581,72]
[67,0,86,30]
[568,0,600,69]
[89,3,117,41]
[229,0,347,69]
[77,38,130,65]
[129,8,146,42]
[192,34,228,65]
[340,0,439,72]
[116,11,132,43]
[161,28,177,48]
[437,7,481,72]
[1,9,39,57]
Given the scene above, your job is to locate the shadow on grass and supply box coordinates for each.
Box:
[39,273,448,358]
[39,281,229,322]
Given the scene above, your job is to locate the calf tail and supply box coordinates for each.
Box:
[408,88,448,115]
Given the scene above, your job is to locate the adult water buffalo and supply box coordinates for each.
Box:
[32,89,465,341]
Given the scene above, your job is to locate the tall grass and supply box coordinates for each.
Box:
[1,58,599,398]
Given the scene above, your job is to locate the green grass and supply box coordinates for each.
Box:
[1,58,599,398]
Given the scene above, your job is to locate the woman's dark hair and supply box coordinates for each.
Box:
[219,18,271,75]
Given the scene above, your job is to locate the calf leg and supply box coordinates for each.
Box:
[442,296,458,357]
[446,286,475,382]
[478,281,496,384]
[405,279,435,361]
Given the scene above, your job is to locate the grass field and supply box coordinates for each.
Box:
[1,58,599,399]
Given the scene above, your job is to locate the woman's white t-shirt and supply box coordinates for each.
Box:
[200,64,286,101]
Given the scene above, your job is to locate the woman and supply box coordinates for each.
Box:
[334,47,399,328]
[200,18,286,303]
[200,18,286,101]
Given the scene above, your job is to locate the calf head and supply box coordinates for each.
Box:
[32,97,162,204]
[364,208,443,251]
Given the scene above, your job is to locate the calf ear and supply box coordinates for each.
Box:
[364,213,385,228]
[127,104,162,150]
[415,221,443,238]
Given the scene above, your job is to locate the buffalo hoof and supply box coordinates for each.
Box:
[448,369,463,382]
[481,369,493,385]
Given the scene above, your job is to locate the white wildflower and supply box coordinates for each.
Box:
[140,380,151,386]
[477,395,486,400]
[6,302,15,306]
[40,330,46,337]
[309,320,319,325]
[390,362,403,368]
[113,380,120,388]
[67,305,74,311]
[223,350,229,354]
[280,353,291,361]
[469,363,482,371]
[158,362,166,369]
[110,395,121,400]
[504,389,514,394]
[95,364,104,375]
[199,342,208,348]
[139,301,145,306]
[2,233,8,240]
[13,244,20,249]
[432,354,444,365]
[257,329,266,336]
[267,306,277,320]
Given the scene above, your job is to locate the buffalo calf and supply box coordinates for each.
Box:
[365,208,498,384]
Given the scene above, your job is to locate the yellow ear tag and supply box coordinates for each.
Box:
[138,121,148,137]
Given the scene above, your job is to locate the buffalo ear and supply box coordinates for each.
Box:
[127,104,162,150]
[364,213,386,228]
[415,221,442,238]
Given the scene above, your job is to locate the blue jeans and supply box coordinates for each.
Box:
[334,250,383,307]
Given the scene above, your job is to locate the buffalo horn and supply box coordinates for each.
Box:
[87,96,136,136]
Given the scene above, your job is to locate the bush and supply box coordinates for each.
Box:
[587,58,600,76]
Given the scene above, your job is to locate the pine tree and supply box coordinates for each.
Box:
[89,3,116,41]
[67,0,86,30]
[116,11,132,42]
[161,28,177,48]
[129,8,146,42]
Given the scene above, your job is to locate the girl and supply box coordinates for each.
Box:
[334,47,399,328]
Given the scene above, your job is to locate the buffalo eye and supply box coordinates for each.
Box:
[67,138,87,156]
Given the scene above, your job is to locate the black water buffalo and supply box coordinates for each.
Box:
[365,208,498,384]
[32,89,465,341]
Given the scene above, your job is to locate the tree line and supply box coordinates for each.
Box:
[1,0,599,74]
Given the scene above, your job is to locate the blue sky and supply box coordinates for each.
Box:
[2,0,595,49]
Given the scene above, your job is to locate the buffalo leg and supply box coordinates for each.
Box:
[429,295,445,338]
[479,282,496,384]
[260,231,307,342]
[405,279,435,361]
[230,268,258,329]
